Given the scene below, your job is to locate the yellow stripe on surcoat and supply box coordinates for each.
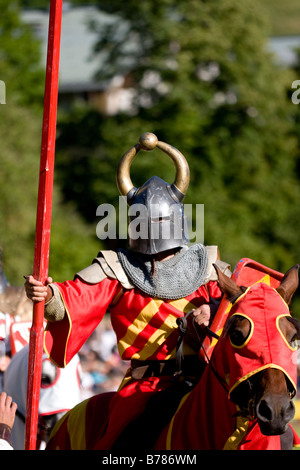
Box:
[118,299,163,358]
[118,298,199,360]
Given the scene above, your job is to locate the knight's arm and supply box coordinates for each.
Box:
[44,250,133,322]
[44,284,65,322]
[43,251,133,367]
[44,277,120,367]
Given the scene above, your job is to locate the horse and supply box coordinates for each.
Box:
[3,342,82,449]
[46,260,300,450]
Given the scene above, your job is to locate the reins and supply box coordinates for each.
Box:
[176,309,266,420]
[175,309,261,420]
[175,309,229,394]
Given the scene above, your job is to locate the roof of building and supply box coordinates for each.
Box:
[21,4,300,93]
[21,3,112,92]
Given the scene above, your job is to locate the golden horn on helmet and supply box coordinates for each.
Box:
[116,132,190,200]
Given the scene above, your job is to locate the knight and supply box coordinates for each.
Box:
[25,132,231,450]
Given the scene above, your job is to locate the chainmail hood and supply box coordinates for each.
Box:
[117,243,208,300]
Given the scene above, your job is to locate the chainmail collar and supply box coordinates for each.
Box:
[117,243,208,300]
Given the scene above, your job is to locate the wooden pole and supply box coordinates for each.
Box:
[25,0,63,450]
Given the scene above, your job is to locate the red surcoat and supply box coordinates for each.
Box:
[44,277,222,449]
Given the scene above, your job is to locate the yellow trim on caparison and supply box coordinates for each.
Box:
[229,363,297,397]
[229,313,254,349]
[166,393,190,450]
[67,398,89,450]
[231,286,251,306]
[271,285,290,312]
[276,314,298,351]
[223,411,249,450]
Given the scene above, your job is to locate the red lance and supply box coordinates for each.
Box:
[25,0,63,450]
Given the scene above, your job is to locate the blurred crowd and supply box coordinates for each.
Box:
[78,314,129,400]
[0,308,129,401]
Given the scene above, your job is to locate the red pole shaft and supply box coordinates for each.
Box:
[25,0,63,450]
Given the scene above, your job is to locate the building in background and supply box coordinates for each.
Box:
[22,3,134,114]
[21,3,300,113]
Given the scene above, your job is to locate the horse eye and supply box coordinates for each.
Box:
[230,329,246,347]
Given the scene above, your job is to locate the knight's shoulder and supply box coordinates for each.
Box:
[205,245,232,282]
[75,250,133,289]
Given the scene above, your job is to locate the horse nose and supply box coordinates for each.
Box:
[256,396,295,435]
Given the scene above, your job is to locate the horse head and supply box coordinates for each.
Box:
[215,264,300,436]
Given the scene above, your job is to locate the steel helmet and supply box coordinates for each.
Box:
[116,133,190,255]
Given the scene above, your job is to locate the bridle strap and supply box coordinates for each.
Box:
[175,309,263,420]
[175,309,228,394]
[197,330,230,395]
[174,312,192,379]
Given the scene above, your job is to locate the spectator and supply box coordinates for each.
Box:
[0,392,17,450]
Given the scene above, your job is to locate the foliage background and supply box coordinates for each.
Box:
[1,0,300,314]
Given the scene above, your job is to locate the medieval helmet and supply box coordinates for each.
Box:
[116,132,190,255]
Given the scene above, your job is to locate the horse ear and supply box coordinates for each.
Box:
[276,264,300,305]
[213,264,243,301]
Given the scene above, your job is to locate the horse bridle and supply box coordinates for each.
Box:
[176,309,263,421]
[175,309,228,393]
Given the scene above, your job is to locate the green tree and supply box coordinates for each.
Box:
[0,0,45,107]
[56,0,300,275]
[0,0,101,285]
[0,102,101,284]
